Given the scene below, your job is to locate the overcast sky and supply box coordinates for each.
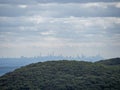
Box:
[0,0,120,58]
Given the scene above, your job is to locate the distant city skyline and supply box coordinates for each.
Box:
[0,54,104,62]
[0,0,120,58]
[0,52,102,57]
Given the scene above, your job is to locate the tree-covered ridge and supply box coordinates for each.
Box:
[96,58,120,66]
[0,58,120,90]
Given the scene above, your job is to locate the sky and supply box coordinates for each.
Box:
[0,0,120,58]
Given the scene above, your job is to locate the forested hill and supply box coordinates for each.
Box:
[0,58,120,90]
[95,58,120,66]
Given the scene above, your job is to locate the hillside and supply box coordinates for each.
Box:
[96,58,120,66]
[0,58,120,90]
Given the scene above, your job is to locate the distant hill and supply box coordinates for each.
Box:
[96,58,120,66]
[0,58,120,90]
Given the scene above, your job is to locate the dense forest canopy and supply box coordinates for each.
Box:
[0,58,120,90]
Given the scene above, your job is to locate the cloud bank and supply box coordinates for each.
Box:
[0,0,120,58]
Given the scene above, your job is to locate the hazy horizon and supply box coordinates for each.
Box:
[0,0,120,59]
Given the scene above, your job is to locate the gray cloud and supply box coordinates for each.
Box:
[0,0,120,4]
[0,17,120,43]
[0,3,120,17]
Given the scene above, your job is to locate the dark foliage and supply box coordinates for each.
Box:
[96,58,120,66]
[0,58,120,90]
